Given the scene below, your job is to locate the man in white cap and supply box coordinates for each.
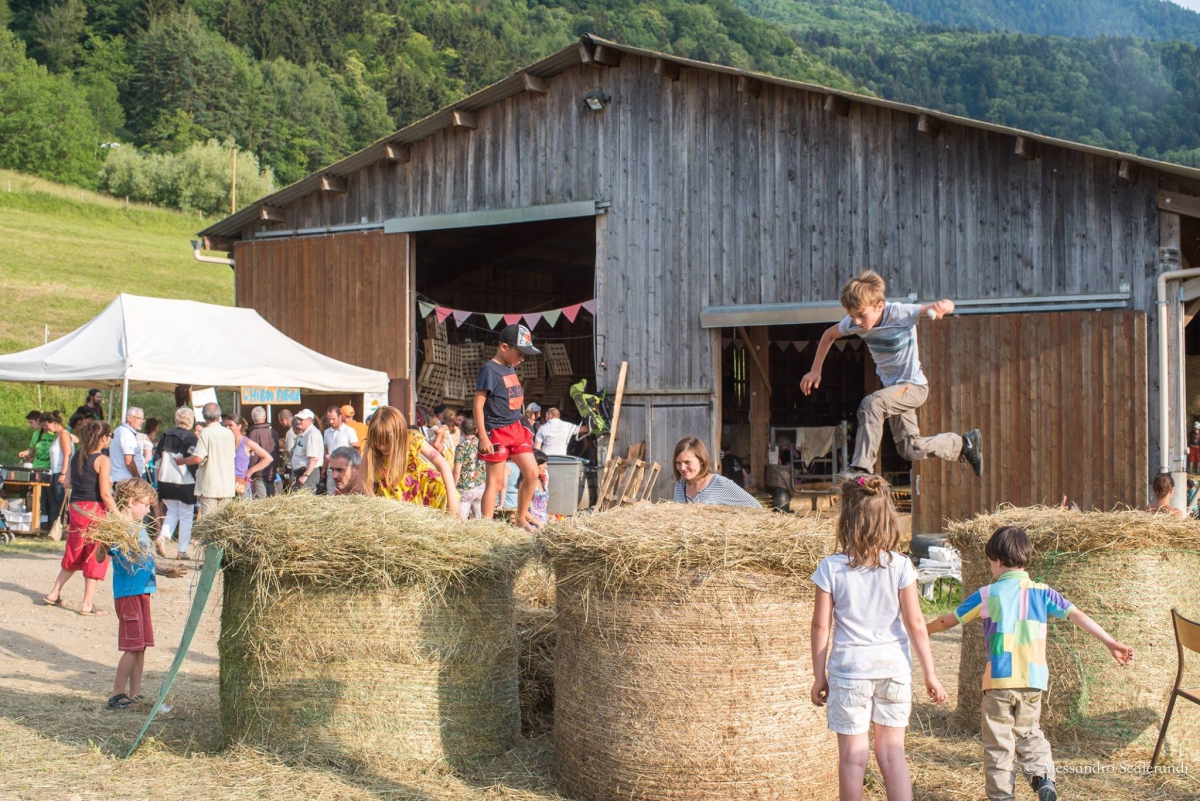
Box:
[289,409,324,492]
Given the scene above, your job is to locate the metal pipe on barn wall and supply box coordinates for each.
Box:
[1157,265,1200,510]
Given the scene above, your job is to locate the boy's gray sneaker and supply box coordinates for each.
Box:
[1030,775,1058,801]
[960,429,983,477]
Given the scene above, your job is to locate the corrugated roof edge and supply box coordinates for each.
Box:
[200,33,1200,241]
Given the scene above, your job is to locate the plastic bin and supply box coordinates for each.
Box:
[546,455,589,515]
[3,510,33,532]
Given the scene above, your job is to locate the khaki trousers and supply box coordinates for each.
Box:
[196,496,230,518]
[981,689,1056,800]
[852,382,963,471]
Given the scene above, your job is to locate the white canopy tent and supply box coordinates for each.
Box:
[0,294,389,415]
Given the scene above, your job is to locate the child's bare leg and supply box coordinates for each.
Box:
[837,732,869,801]
[511,452,539,528]
[129,651,146,698]
[44,569,74,602]
[114,651,137,696]
[872,722,912,801]
[480,461,507,519]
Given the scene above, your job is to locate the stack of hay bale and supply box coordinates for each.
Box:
[948,506,1200,760]
[513,560,557,737]
[200,494,533,768]
[542,504,836,800]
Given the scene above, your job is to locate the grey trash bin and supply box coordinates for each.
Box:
[546,455,590,515]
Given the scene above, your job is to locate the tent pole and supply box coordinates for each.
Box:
[121,378,129,420]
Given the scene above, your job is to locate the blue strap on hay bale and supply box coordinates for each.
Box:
[125,544,224,758]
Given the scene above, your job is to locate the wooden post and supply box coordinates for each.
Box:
[745,327,770,490]
[608,360,628,454]
[1160,210,1185,505]
[231,148,237,214]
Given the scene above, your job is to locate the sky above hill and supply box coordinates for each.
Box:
[1170,0,1200,12]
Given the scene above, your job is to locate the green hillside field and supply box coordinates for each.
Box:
[0,169,232,460]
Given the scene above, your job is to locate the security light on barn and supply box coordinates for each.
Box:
[582,91,609,111]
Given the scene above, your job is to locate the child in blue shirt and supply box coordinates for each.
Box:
[106,478,183,710]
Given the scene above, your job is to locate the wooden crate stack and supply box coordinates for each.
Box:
[518,354,545,400]
[443,345,469,405]
[542,343,574,406]
[417,320,451,408]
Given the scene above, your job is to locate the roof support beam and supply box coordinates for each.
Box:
[654,58,681,81]
[824,94,851,117]
[319,174,347,194]
[1159,189,1200,220]
[203,236,234,252]
[1118,159,1138,184]
[259,205,286,223]
[451,109,476,131]
[522,73,548,94]
[737,76,763,99]
[383,143,410,164]
[917,113,941,138]
[592,44,622,67]
[1014,136,1039,160]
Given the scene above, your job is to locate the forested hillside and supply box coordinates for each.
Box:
[737,0,1200,165]
[7,0,1200,221]
[882,0,1200,43]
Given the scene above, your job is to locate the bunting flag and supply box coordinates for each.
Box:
[484,313,504,330]
[774,340,789,351]
[833,340,848,352]
[562,303,582,323]
[523,312,543,329]
[581,299,596,314]
[415,299,595,330]
[722,337,734,348]
[451,309,472,326]
[794,340,810,352]
[418,301,435,319]
[543,309,562,327]
[435,306,453,324]
[503,313,523,325]
[849,340,863,351]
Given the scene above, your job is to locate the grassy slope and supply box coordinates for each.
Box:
[0,169,232,460]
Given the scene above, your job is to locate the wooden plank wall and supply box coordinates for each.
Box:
[912,311,1148,532]
[236,55,1160,400]
[233,231,411,379]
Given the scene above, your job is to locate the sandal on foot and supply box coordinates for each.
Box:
[107,694,135,710]
[41,595,68,609]
[78,605,108,617]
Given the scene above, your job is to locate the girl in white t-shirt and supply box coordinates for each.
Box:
[810,474,946,801]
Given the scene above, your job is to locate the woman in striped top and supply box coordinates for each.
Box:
[671,436,761,508]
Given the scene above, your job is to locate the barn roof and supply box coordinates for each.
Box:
[200,34,1200,241]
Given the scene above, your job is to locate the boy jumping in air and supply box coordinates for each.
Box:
[475,324,542,531]
[926,526,1133,801]
[801,269,983,477]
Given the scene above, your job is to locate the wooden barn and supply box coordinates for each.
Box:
[198,35,1200,530]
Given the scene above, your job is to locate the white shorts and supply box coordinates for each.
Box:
[826,676,912,735]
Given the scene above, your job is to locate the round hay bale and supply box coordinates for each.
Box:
[200,494,532,767]
[948,506,1200,758]
[543,504,836,801]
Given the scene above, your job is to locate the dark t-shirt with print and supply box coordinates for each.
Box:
[476,359,524,432]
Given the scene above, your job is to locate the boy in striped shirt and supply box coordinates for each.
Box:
[927,526,1133,801]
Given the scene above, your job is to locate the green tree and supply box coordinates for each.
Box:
[31,0,87,70]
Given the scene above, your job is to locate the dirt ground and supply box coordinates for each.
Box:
[1,543,1196,800]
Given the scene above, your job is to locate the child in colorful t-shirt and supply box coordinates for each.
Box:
[453,419,486,519]
[105,478,184,710]
[926,526,1133,801]
[528,449,550,527]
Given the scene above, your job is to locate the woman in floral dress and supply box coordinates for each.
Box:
[362,406,460,515]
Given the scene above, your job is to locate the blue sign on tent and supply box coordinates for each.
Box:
[240,386,301,404]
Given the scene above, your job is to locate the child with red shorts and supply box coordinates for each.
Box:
[106,478,183,710]
[475,324,542,530]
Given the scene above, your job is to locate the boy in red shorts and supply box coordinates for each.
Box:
[105,478,183,710]
[475,324,542,530]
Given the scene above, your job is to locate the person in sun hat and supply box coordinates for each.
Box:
[341,404,368,449]
[474,324,543,531]
[288,409,324,492]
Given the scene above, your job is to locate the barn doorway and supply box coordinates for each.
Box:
[411,215,597,454]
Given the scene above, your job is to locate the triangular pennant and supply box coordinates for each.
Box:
[773,340,788,351]
[523,312,543,329]
[452,309,472,326]
[503,313,523,326]
[562,303,582,323]
[849,339,863,351]
[543,308,562,327]
[435,306,453,324]
[418,301,435,319]
[484,313,504,330]
[581,299,596,314]
[833,340,847,352]
[794,341,809,352]
[722,337,733,348]
[732,338,744,349]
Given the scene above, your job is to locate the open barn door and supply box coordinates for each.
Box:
[912,311,1148,534]
[233,231,414,410]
